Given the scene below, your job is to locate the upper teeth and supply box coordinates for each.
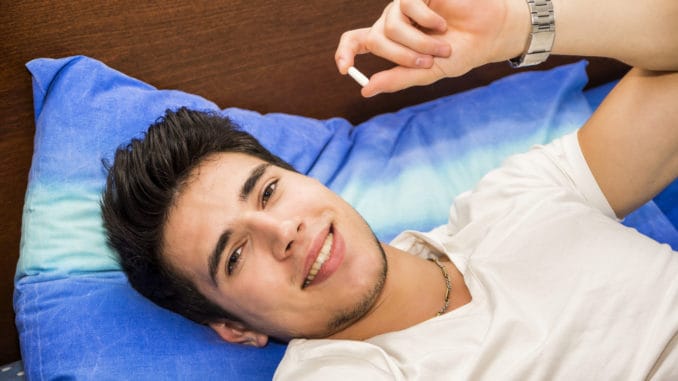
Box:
[303,232,333,288]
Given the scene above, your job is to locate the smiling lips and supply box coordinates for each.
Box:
[302,231,334,288]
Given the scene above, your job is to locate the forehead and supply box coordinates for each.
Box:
[162,152,265,271]
[186,152,265,190]
[170,151,269,225]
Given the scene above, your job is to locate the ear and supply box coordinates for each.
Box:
[208,319,269,348]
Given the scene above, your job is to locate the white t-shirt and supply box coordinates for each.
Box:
[274,132,678,380]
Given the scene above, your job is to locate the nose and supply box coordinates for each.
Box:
[248,212,301,260]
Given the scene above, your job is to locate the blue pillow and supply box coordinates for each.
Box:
[15,56,676,380]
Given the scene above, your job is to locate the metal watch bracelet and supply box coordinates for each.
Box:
[509,0,555,68]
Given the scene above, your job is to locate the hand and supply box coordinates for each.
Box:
[336,0,527,97]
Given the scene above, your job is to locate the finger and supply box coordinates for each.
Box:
[383,9,451,58]
[399,0,447,32]
[364,30,435,69]
[335,3,398,74]
[337,22,436,70]
[335,28,372,74]
[361,66,442,97]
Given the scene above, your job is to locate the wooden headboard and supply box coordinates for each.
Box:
[0,0,628,363]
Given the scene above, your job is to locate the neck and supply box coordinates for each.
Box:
[328,243,470,341]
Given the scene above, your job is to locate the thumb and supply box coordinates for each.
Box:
[361,66,441,97]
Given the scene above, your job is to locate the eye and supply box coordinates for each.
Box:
[227,246,242,275]
[261,180,278,208]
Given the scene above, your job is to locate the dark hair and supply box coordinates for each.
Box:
[101,107,295,324]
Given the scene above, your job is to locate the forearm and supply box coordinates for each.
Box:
[501,0,678,70]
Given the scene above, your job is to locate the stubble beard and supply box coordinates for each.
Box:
[323,230,388,336]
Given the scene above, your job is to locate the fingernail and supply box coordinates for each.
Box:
[415,56,434,68]
[436,44,451,57]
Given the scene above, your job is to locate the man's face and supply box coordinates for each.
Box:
[163,152,387,341]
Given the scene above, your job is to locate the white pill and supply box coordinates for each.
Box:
[347,66,369,87]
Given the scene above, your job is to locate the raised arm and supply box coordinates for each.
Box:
[335,0,678,218]
[335,0,678,97]
[578,69,678,218]
[552,0,677,71]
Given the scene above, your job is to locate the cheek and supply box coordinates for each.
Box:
[292,177,336,202]
[341,222,385,284]
[344,247,384,286]
[228,259,297,310]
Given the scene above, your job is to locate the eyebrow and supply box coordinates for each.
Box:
[239,163,270,201]
[208,230,231,286]
[207,163,271,285]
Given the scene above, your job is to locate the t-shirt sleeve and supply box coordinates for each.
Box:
[447,131,618,235]
[540,131,617,219]
[274,339,404,380]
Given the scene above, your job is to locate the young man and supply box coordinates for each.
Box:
[102,0,678,378]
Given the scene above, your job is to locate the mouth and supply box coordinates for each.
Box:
[302,227,334,289]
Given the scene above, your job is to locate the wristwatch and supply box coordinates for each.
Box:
[509,0,555,68]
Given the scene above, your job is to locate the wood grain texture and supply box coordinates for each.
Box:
[0,0,628,364]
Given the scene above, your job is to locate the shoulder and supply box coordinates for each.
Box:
[274,338,403,380]
[454,132,616,221]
